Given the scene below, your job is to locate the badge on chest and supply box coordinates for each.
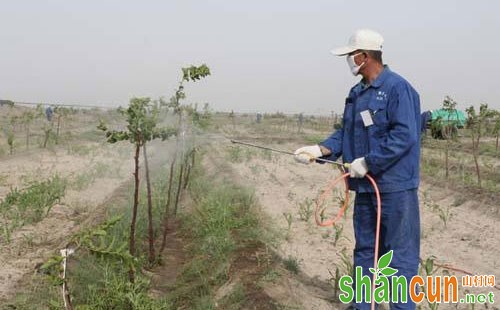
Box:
[360,110,374,127]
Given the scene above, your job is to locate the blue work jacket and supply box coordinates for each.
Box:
[320,66,421,193]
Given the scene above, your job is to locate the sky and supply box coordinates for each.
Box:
[0,0,499,115]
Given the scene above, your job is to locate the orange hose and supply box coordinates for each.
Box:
[314,172,351,227]
[315,172,381,310]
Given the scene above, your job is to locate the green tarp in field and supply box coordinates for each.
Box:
[431,109,467,127]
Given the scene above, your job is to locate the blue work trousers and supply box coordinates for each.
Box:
[352,189,420,310]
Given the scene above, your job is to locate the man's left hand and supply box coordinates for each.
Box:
[350,157,368,178]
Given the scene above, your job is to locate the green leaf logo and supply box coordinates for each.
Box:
[370,250,398,279]
[377,251,393,269]
[380,267,398,277]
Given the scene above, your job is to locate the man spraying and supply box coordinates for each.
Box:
[294,29,421,310]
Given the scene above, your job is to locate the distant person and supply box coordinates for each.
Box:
[298,113,304,133]
[294,29,421,309]
[420,110,432,134]
[45,106,53,121]
[256,112,262,124]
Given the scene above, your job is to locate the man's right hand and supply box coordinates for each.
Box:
[293,145,324,164]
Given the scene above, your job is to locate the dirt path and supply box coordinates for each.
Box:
[222,140,500,309]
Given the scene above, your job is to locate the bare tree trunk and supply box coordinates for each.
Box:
[173,162,184,216]
[143,143,155,264]
[476,133,482,187]
[471,132,482,187]
[473,151,481,187]
[445,141,449,179]
[184,148,196,189]
[183,149,195,190]
[43,129,50,148]
[173,110,186,217]
[159,156,176,255]
[129,143,141,283]
[159,111,184,255]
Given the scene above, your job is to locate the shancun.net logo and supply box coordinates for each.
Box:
[339,250,496,305]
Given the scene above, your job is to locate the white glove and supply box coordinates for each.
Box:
[349,157,368,178]
[294,145,323,164]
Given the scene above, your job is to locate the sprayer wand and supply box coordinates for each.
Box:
[230,139,350,168]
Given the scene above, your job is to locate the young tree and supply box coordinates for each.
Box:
[494,112,500,155]
[98,97,175,280]
[298,113,304,133]
[7,115,19,155]
[159,64,210,255]
[465,103,495,187]
[171,65,210,215]
[22,110,35,149]
[42,123,53,148]
[54,106,70,144]
[442,96,458,179]
[142,102,175,265]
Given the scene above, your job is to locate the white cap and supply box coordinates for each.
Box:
[331,29,384,56]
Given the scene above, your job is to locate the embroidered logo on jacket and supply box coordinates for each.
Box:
[376,91,387,101]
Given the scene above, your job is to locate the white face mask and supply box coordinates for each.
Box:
[347,53,365,76]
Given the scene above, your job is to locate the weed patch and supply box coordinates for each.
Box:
[0,175,66,242]
[283,256,301,275]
